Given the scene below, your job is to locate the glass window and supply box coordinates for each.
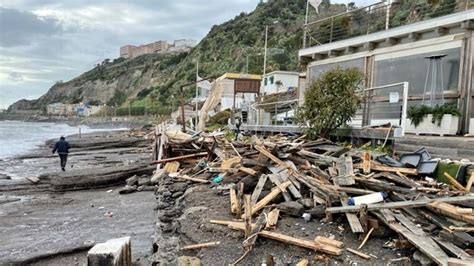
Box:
[374,48,461,94]
[264,78,268,86]
[269,76,274,85]
[309,58,365,83]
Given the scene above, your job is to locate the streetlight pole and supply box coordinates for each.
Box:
[195,56,199,129]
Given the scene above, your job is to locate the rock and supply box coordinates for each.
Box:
[177,256,201,266]
[277,201,305,217]
[87,236,132,266]
[299,198,314,208]
[170,183,187,193]
[138,177,151,186]
[155,202,170,210]
[119,185,137,194]
[413,250,433,266]
[162,190,172,197]
[126,175,138,186]
[172,191,184,198]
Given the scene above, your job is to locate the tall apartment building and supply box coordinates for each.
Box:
[119,39,196,59]
[119,40,169,59]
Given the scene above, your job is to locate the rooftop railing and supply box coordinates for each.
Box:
[303,0,474,48]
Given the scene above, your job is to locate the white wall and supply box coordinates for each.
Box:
[263,73,299,95]
[220,79,255,110]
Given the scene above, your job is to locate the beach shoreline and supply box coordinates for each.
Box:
[0,128,158,264]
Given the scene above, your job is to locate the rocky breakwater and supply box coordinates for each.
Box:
[152,172,189,265]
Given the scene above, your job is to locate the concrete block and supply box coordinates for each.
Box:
[87,236,132,266]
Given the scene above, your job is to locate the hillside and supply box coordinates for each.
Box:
[7,0,347,114]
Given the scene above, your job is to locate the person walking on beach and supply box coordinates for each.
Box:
[52,136,71,171]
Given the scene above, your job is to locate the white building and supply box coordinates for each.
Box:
[263,71,299,95]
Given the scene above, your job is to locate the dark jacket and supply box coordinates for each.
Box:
[53,139,71,155]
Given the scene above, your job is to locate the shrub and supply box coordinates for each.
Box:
[295,67,364,138]
[407,103,460,127]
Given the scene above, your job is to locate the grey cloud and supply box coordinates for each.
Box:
[0,7,64,47]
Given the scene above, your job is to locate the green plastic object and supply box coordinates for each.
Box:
[212,175,224,183]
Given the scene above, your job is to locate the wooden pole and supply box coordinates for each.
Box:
[180,86,186,132]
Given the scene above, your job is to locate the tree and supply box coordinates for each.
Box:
[295,67,364,138]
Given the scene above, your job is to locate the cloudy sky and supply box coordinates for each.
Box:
[0,0,377,109]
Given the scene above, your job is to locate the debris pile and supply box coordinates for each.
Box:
[152,129,474,265]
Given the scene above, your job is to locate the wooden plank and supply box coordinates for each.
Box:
[266,208,280,229]
[392,212,426,236]
[244,195,252,238]
[251,175,268,206]
[239,167,257,176]
[466,173,474,191]
[151,152,208,164]
[26,176,40,184]
[250,181,291,216]
[334,156,364,234]
[278,171,302,199]
[362,151,371,174]
[267,174,291,202]
[296,259,309,266]
[230,188,238,214]
[346,248,371,260]
[268,167,302,199]
[255,145,287,166]
[314,236,344,248]
[226,223,341,255]
[444,172,468,191]
[448,258,474,266]
[222,157,241,170]
[354,162,417,175]
[433,238,473,260]
[174,175,209,184]
[380,209,396,224]
[427,201,474,225]
[373,210,449,265]
[326,195,474,214]
[180,241,220,250]
[163,161,180,173]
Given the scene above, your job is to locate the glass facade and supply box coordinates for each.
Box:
[308,58,365,84]
[374,48,461,94]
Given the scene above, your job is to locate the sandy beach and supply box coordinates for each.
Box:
[0,128,158,264]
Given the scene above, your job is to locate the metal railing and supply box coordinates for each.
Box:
[349,82,409,136]
[303,0,474,48]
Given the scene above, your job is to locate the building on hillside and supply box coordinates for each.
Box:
[47,103,100,117]
[120,41,169,59]
[263,71,299,95]
[299,5,474,135]
[120,39,195,59]
[166,39,197,53]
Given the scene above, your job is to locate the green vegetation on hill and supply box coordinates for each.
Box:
[9,0,463,115]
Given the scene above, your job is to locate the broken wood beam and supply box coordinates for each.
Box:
[266,208,280,229]
[346,248,371,260]
[250,174,268,206]
[326,195,474,214]
[315,236,344,248]
[180,241,221,250]
[444,172,468,191]
[354,162,418,175]
[427,201,474,225]
[230,188,238,214]
[250,181,291,216]
[224,222,341,255]
[151,152,208,164]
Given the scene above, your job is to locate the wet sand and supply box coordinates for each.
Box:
[0,129,158,264]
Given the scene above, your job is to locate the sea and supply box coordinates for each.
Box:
[0,120,119,159]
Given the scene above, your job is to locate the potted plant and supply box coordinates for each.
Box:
[406,103,460,136]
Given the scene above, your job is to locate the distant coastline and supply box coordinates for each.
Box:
[0,113,160,129]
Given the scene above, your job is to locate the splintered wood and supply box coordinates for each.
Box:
[160,128,474,264]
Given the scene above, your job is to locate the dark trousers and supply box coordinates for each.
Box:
[59,154,68,168]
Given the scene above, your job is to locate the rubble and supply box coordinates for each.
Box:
[149,127,474,265]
